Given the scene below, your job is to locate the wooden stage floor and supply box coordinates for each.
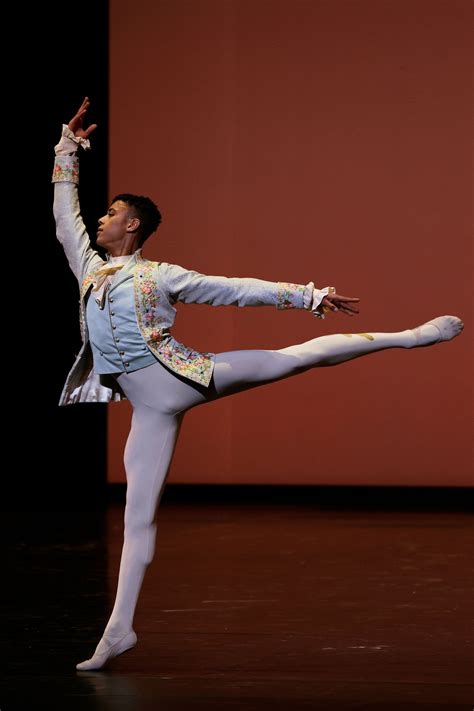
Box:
[2,487,473,710]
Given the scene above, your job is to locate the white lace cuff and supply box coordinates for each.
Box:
[54,124,91,155]
[303,281,334,319]
[303,282,314,309]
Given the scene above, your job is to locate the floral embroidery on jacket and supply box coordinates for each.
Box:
[276,282,306,309]
[134,261,216,387]
[79,271,99,340]
[134,261,165,335]
[155,337,215,386]
[52,157,79,184]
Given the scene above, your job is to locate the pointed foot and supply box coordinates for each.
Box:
[76,630,137,671]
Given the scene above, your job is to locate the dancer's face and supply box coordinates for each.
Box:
[96,201,139,252]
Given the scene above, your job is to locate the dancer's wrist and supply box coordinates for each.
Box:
[54,124,92,156]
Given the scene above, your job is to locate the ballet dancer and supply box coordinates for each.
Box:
[52,98,463,670]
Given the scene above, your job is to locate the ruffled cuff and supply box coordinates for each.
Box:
[303,282,314,309]
[54,124,91,156]
[303,281,335,319]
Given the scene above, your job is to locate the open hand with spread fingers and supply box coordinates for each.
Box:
[321,290,360,317]
[68,96,97,140]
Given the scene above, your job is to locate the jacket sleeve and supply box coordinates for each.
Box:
[52,152,104,284]
[160,261,314,310]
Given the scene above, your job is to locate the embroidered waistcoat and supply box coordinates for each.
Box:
[53,154,312,406]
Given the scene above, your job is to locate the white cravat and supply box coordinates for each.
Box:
[92,255,132,308]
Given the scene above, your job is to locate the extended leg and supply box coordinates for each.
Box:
[211,315,463,397]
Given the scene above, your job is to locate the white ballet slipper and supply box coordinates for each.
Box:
[76,630,137,671]
[412,315,464,347]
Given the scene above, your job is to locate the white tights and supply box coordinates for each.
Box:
[76,315,463,669]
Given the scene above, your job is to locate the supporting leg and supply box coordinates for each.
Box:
[104,406,184,636]
[76,403,184,671]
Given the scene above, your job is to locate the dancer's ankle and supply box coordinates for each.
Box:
[103,621,132,639]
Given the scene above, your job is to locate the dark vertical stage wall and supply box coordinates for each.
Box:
[7,2,109,510]
[108,0,472,486]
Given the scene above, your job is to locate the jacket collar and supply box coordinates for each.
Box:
[107,249,142,292]
[81,249,148,299]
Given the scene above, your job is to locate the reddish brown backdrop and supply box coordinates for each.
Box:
[108,0,472,486]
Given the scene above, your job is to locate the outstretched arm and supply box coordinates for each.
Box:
[161,262,359,317]
[52,97,103,283]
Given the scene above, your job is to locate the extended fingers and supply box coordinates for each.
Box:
[332,294,360,313]
[340,300,359,311]
[75,98,91,121]
[328,298,360,316]
[339,303,359,315]
[333,294,360,302]
[340,306,357,316]
[83,123,98,138]
[78,96,90,111]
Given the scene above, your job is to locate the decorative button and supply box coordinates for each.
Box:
[112,325,117,329]
[111,311,115,316]
[125,362,130,367]
[119,351,125,356]
[109,297,114,303]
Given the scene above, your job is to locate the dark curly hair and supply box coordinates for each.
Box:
[112,193,162,246]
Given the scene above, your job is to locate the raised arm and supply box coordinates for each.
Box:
[52,98,103,283]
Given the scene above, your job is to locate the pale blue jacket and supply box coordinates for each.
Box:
[53,154,316,405]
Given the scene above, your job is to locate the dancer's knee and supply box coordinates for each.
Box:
[248,349,309,379]
[124,515,157,565]
[277,343,323,371]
